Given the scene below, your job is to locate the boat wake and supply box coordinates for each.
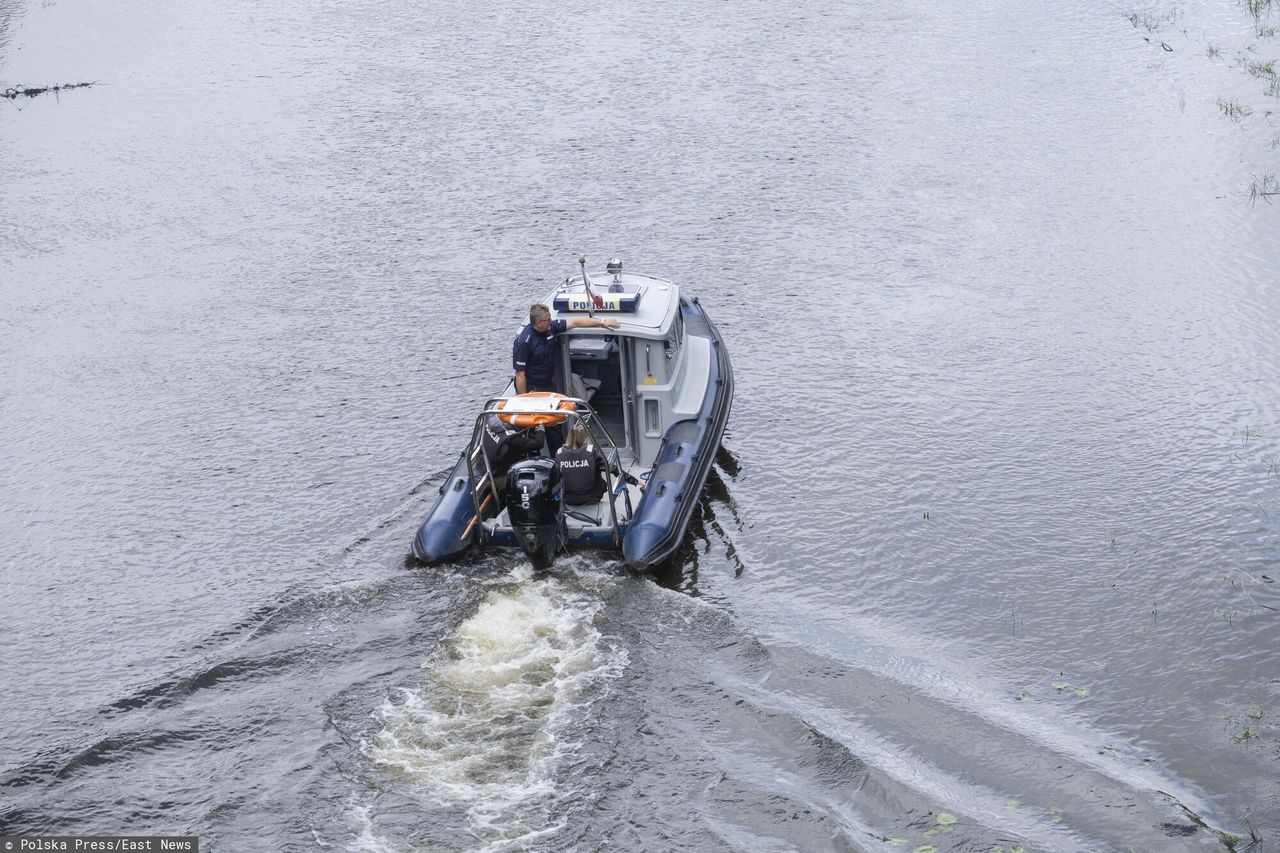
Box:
[359,565,628,852]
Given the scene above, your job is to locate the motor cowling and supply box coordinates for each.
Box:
[505,457,562,565]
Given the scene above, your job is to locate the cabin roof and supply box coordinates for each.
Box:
[546,272,679,339]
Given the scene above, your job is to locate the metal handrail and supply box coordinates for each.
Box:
[463,421,500,545]
[464,396,631,546]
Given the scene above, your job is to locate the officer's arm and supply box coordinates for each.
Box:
[565,317,620,331]
[513,338,530,394]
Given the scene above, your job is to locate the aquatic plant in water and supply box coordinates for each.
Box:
[1246,0,1276,34]
[1248,173,1279,201]
[1,82,96,100]
[1125,0,1280,197]
[1245,58,1277,77]
[1219,97,1255,120]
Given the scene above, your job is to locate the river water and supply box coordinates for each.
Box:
[3,0,1279,849]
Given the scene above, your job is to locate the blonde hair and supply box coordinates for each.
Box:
[565,422,591,450]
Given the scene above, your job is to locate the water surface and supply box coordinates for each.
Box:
[3,0,1279,849]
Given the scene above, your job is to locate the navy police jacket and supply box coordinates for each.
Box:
[555,443,606,505]
[512,319,567,388]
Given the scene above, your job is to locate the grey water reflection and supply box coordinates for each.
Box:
[3,0,1280,848]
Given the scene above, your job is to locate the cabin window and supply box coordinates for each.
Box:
[665,314,682,369]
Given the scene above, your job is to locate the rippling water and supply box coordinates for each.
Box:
[3,0,1280,848]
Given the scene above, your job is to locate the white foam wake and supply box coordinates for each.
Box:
[362,566,628,851]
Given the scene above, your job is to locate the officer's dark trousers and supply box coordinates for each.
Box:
[529,382,565,455]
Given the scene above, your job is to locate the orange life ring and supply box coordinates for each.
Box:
[496,392,576,428]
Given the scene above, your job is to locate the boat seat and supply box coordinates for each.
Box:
[569,373,602,402]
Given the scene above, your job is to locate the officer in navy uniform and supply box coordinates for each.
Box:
[556,422,642,505]
[513,303,619,454]
[513,303,619,394]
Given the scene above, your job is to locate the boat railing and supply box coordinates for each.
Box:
[464,396,630,547]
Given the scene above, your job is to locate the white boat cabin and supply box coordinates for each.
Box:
[516,270,712,470]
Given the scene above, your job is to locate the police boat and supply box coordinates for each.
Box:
[411,257,733,570]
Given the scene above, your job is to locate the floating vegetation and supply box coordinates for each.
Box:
[1217,564,1280,620]
[1243,57,1280,96]
[1009,606,1025,638]
[1226,703,1277,752]
[1215,821,1266,852]
[922,813,957,838]
[2,81,96,101]
[1119,0,1280,199]
[1217,605,1256,625]
[1036,672,1093,700]
[1233,424,1262,445]
[1244,171,1274,199]
[1231,726,1256,744]
[1227,568,1280,607]
[1019,673,1094,703]
[1249,173,1280,202]
[1246,0,1277,34]
[1245,58,1277,78]
[1219,97,1255,120]
[1125,9,1177,32]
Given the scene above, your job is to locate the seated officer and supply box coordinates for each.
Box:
[555,423,641,505]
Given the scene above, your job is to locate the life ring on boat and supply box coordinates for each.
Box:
[496,392,576,428]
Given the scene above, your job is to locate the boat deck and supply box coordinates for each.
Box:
[483,469,648,546]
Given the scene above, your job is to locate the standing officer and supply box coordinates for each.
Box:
[513,304,619,394]
[512,304,618,455]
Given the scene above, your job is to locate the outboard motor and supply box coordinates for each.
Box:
[505,457,563,565]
